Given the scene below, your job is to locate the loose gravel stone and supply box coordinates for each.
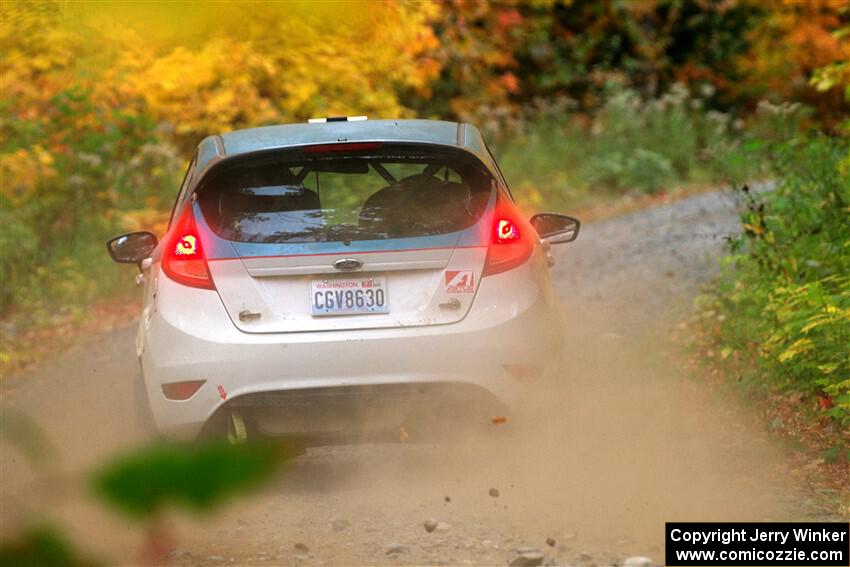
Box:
[207,556,225,563]
[424,518,438,533]
[546,537,556,547]
[385,543,408,555]
[510,550,545,567]
[489,488,500,497]
[435,521,451,532]
[330,519,349,532]
[293,543,309,553]
[623,557,653,567]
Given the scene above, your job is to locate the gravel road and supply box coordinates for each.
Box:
[1,188,807,566]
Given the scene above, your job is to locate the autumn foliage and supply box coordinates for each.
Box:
[0,0,847,322]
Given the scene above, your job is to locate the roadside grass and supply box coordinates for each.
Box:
[698,137,849,426]
[691,135,850,517]
[494,85,804,212]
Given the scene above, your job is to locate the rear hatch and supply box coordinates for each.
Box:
[197,143,497,333]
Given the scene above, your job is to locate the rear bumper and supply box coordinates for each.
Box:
[140,264,562,441]
[214,382,506,441]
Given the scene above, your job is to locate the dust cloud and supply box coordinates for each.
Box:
[1,191,805,565]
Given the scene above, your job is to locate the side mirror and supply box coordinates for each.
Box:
[529,213,580,244]
[107,232,158,268]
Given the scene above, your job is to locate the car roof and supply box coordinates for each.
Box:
[195,119,490,173]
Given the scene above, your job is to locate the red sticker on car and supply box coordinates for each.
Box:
[445,270,474,293]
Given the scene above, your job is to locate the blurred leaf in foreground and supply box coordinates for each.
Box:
[0,525,98,567]
[91,440,291,519]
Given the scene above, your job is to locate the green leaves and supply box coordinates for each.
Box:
[496,82,790,208]
[1,437,294,564]
[0,526,98,567]
[714,136,850,425]
[91,441,292,519]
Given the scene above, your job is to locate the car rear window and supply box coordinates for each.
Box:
[196,145,495,243]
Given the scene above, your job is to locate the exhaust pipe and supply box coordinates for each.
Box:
[226,411,248,444]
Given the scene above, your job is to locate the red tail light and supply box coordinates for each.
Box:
[482,195,534,277]
[496,219,521,242]
[161,206,215,290]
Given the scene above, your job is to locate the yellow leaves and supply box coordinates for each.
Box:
[96,1,441,148]
[743,217,775,244]
[2,1,445,154]
[827,378,850,396]
[777,338,814,363]
[738,0,849,113]
[758,274,850,390]
[0,1,84,113]
[801,315,830,334]
[823,304,850,319]
[30,54,53,72]
[119,209,170,238]
[0,147,57,203]
[33,145,54,168]
[799,305,850,334]
[118,38,275,146]
[516,181,544,207]
[818,363,838,375]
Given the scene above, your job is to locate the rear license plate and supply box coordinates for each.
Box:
[310,276,389,316]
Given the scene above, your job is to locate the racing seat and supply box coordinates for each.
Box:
[358,173,473,238]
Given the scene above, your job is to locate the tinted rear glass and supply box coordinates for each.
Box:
[197,145,494,243]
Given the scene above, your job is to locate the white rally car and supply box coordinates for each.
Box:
[108,118,579,443]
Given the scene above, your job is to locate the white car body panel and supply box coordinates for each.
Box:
[139,251,561,441]
[208,246,489,334]
[130,119,566,441]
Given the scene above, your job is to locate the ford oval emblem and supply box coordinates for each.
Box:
[333,258,363,272]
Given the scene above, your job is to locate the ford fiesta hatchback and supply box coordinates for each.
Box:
[108,118,580,443]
